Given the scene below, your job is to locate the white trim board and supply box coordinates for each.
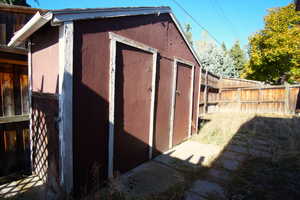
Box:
[169,57,195,148]
[108,32,158,178]
[195,68,202,134]
[58,21,74,193]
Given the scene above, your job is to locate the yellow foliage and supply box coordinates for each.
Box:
[244,3,300,84]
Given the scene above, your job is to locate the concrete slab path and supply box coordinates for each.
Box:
[115,137,272,200]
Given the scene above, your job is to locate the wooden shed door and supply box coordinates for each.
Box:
[113,43,154,173]
[173,62,193,146]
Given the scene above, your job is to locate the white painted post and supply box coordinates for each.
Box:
[108,38,116,178]
[169,60,177,149]
[58,21,74,193]
[188,65,194,137]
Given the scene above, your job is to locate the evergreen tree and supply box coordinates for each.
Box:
[184,23,193,46]
[229,41,247,76]
[221,42,227,52]
[195,39,238,78]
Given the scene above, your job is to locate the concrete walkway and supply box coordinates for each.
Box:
[183,138,271,200]
[116,137,272,200]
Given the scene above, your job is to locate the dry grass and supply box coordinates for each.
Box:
[193,113,300,157]
[193,112,300,200]
[193,113,257,146]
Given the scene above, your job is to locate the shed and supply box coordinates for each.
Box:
[8,7,202,193]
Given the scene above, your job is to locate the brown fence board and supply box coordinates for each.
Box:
[200,83,300,114]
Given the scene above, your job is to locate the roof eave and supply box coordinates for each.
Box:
[8,11,53,48]
[51,7,171,25]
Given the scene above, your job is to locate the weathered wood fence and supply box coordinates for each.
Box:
[218,85,300,114]
[199,74,300,115]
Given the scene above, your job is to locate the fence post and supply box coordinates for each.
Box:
[204,71,208,114]
[285,82,290,114]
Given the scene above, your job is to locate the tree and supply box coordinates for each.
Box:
[229,41,247,76]
[184,23,193,46]
[221,42,227,52]
[242,3,300,84]
[195,39,238,78]
[0,0,29,6]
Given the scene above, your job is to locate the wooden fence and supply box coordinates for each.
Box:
[199,70,220,114]
[218,85,300,114]
[199,74,300,115]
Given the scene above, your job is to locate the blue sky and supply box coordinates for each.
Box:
[27,0,292,49]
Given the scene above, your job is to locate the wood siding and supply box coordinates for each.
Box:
[73,13,201,190]
[31,25,59,94]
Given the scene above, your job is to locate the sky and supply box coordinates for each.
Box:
[27,0,293,50]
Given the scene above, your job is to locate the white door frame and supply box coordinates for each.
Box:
[108,32,158,178]
[169,57,195,149]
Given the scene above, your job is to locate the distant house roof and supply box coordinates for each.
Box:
[296,0,300,11]
[0,3,44,14]
[7,6,202,67]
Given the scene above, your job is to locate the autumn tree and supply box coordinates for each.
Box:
[243,3,300,84]
[229,41,247,76]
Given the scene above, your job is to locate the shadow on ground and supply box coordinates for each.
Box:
[1,113,300,200]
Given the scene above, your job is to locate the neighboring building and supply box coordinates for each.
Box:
[0,4,40,179]
[8,7,203,193]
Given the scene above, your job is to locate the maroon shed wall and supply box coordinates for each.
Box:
[30,24,60,184]
[73,13,201,189]
[173,62,193,146]
[31,25,59,94]
[153,57,173,155]
[114,43,153,173]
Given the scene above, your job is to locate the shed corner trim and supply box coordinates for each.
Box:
[58,21,74,193]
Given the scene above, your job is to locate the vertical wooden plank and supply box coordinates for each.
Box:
[20,74,29,115]
[237,88,241,112]
[0,72,3,117]
[3,131,7,152]
[2,72,15,116]
[0,131,4,155]
[285,83,290,114]
[0,24,6,45]
[13,66,22,115]
[22,129,30,151]
[258,87,261,113]
[16,127,24,153]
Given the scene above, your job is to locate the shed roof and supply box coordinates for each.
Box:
[7,6,202,67]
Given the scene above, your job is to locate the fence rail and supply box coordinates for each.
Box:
[217,85,300,114]
[199,74,300,115]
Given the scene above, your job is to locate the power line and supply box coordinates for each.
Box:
[212,0,240,40]
[171,0,222,46]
